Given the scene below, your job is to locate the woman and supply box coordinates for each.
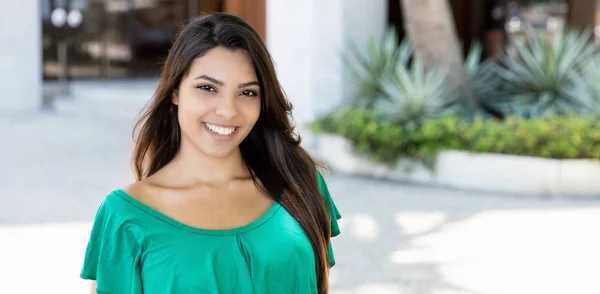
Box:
[80,12,341,294]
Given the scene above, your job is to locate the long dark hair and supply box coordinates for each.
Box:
[131,13,332,293]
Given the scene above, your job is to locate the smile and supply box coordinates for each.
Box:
[203,122,238,136]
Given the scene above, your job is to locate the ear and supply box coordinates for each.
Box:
[171,89,179,106]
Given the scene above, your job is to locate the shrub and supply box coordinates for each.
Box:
[310,109,600,164]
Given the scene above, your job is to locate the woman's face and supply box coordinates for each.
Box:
[173,46,261,159]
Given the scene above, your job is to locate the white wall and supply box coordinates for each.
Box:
[310,0,344,117]
[341,0,388,105]
[266,0,316,131]
[0,1,42,115]
[267,0,387,150]
[342,0,388,47]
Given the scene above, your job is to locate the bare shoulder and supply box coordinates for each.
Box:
[122,179,162,205]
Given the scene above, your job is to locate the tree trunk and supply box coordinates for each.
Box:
[568,0,596,31]
[399,0,464,85]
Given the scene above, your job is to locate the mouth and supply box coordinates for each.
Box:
[203,122,239,136]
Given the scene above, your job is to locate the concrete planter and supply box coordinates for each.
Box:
[317,134,600,198]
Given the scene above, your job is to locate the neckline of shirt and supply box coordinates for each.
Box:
[112,189,282,236]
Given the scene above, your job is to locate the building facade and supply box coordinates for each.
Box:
[4,0,599,125]
[2,1,41,114]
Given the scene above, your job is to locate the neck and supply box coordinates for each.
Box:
[165,138,250,187]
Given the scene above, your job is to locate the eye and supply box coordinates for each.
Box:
[240,90,258,97]
[197,85,217,92]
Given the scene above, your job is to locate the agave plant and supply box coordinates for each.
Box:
[564,58,600,114]
[374,57,456,129]
[343,28,412,109]
[344,31,503,127]
[462,42,505,118]
[497,29,599,118]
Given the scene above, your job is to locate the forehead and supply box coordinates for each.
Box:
[186,46,257,83]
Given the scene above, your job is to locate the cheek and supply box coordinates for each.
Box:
[244,99,261,122]
[178,95,211,119]
[177,106,207,136]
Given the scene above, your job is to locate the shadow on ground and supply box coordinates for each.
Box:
[326,174,600,294]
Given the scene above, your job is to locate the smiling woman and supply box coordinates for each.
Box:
[79,12,341,294]
[174,47,261,154]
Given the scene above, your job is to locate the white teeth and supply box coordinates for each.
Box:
[205,123,236,135]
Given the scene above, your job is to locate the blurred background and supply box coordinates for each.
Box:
[2,0,600,293]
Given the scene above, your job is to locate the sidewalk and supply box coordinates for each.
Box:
[1,80,600,294]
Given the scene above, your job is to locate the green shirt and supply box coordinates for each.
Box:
[80,171,341,294]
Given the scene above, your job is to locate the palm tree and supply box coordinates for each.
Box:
[400,0,476,113]
[399,0,464,85]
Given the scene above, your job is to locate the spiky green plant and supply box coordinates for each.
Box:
[343,32,506,126]
[343,28,412,109]
[498,29,599,118]
[374,57,455,129]
[564,58,600,114]
[462,42,505,118]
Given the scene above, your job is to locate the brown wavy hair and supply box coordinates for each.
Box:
[131,13,332,293]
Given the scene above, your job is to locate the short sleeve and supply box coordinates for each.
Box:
[81,196,144,294]
[316,169,342,267]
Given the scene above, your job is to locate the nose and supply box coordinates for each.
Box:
[214,97,238,120]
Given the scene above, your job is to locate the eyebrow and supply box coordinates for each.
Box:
[195,75,259,89]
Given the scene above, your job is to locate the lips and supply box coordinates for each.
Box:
[203,122,238,136]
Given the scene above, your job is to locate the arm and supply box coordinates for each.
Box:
[90,281,96,294]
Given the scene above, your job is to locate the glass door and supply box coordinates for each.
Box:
[41,0,223,80]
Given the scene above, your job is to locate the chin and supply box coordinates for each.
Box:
[199,146,240,159]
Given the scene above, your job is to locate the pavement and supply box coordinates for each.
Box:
[1,80,600,294]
